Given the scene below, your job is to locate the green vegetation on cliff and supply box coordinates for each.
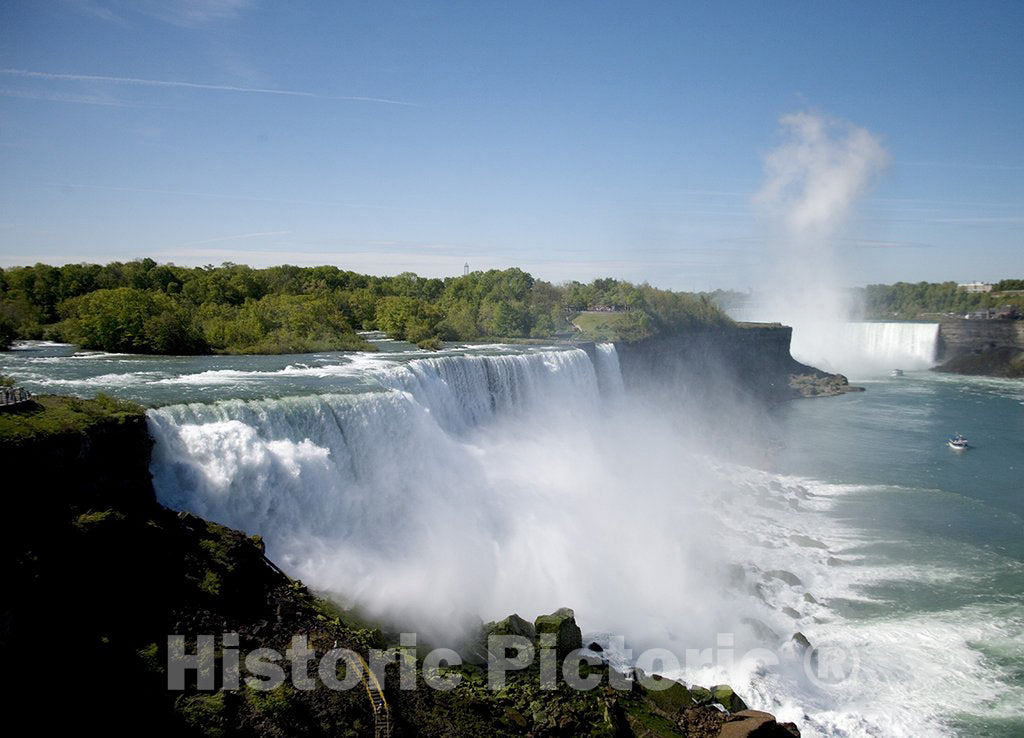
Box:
[571,311,654,342]
[0,259,731,354]
[571,286,731,342]
[0,392,144,443]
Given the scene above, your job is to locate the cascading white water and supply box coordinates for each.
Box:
[370,349,601,433]
[148,348,623,636]
[148,347,758,645]
[143,342,1014,736]
[849,322,939,367]
[146,345,831,684]
[790,321,939,375]
[593,342,626,398]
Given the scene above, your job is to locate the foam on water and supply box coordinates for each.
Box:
[18,370,171,387]
[663,467,1024,737]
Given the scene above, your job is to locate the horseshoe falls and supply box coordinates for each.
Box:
[789,321,940,376]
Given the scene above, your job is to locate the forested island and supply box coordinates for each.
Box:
[0,260,730,354]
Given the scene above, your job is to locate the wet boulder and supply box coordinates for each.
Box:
[533,607,583,659]
[484,613,536,640]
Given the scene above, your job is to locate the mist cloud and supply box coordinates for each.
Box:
[755,112,888,238]
[750,112,890,374]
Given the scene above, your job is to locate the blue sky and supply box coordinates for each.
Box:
[1,0,1021,290]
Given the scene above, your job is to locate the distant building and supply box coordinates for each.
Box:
[958,281,993,293]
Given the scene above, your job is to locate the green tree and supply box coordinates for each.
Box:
[59,287,206,354]
[995,279,1024,292]
[374,296,439,341]
[0,313,16,350]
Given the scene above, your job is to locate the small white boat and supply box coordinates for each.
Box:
[891,369,904,377]
[948,434,969,450]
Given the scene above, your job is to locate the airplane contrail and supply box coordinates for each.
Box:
[0,68,419,107]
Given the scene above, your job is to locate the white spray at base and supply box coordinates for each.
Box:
[789,321,940,376]
[145,343,1019,736]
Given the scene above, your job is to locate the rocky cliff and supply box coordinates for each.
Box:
[611,323,860,403]
[935,319,1024,377]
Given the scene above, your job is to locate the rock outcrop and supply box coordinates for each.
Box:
[612,323,860,404]
[533,606,584,659]
[485,612,537,640]
[934,318,1024,377]
[719,710,801,738]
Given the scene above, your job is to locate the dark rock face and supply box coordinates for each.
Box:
[0,396,155,516]
[934,319,1024,377]
[485,612,537,641]
[935,344,1024,378]
[614,324,859,404]
[936,318,1024,360]
[533,606,583,659]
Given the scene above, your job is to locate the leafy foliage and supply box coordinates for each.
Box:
[60,287,206,354]
[0,312,15,350]
[860,280,1024,319]
[0,259,734,354]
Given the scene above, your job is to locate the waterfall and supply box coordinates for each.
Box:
[142,339,991,735]
[848,322,939,367]
[790,321,939,375]
[371,349,600,433]
[593,342,625,398]
[147,347,624,636]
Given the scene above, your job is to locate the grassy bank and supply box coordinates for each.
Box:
[0,392,145,443]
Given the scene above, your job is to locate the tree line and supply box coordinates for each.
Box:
[859,280,1024,320]
[0,259,732,354]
